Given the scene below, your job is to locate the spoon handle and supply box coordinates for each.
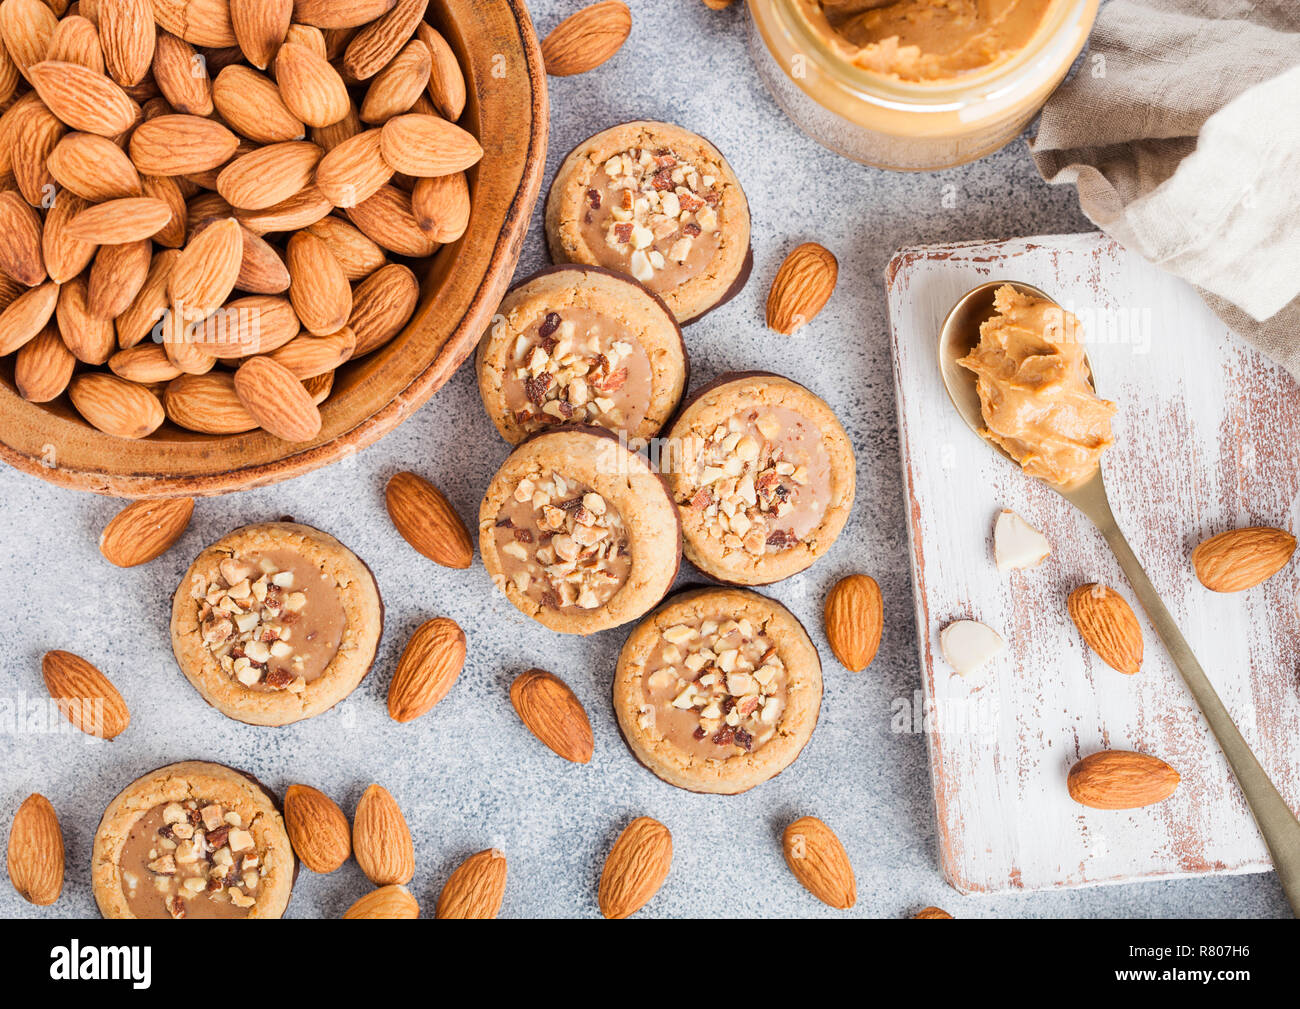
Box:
[1094,510,1300,914]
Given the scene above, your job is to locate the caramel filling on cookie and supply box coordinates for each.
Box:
[501,308,653,435]
[118,798,271,919]
[492,472,631,611]
[578,146,723,293]
[637,615,789,760]
[195,549,346,691]
[678,406,832,557]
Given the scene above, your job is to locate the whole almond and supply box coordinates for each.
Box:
[8,95,64,206]
[152,0,237,47]
[58,276,116,362]
[68,373,165,438]
[1067,750,1181,810]
[266,327,355,378]
[217,141,323,211]
[99,0,155,85]
[41,649,130,739]
[152,31,213,116]
[230,0,291,69]
[0,189,46,286]
[198,293,300,358]
[234,184,332,234]
[48,13,105,72]
[542,1,631,77]
[913,906,954,919]
[1192,526,1296,593]
[7,794,64,906]
[129,114,241,175]
[1067,583,1144,675]
[88,239,151,320]
[42,191,96,283]
[168,216,243,314]
[509,668,594,764]
[162,319,218,375]
[415,23,465,120]
[109,343,183,384]
[98,496,195,567]
[343,884,418,919]
[0,0,58,80]
[435,849,507,919]
[284,22,328,56]
[233,355,322,442]
[48,132,143,201]
[274,41,350,127]
[379,112,482,177]
[387,615,467,722]
[304,369,333,404]
[767,242,837,335]
[28,60,140,136]
[359,39,429,124]
[235,226,292,294]
[307,216,385,279]
[295,0,398,30]
[315,128,393,207]
[347,261,418,356]
[213,65,305,143]
[385,470,473,568]
[411,172,469,243]
[116,248,180,350]
[14,325,75,402]
[0,282,60,356]
[164,371,259,433]
[346,183,438,257]
[782,815,856,910]
[65,197,172,244]
[598,816,672,919]
[343,0,428,80]
[283,783,351,873]
[352,783,414,886]
[823,573,883,672]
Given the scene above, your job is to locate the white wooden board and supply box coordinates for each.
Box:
[886,232,1300,895]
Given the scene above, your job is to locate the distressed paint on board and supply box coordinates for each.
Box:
[886,232,1300,895]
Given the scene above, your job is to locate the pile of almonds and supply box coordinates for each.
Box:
[0,0,482,443]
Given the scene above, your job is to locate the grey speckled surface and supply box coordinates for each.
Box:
[0,1,1287,919]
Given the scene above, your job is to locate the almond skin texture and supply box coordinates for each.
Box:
[1191,526,1296,593]
[68,373,165,439]
[284,783,352,873]
[7,794,64,906]
[598,817,672,919]
[345,183,438,257]
[152,31,214,116]
[267,328,355,379]
[213,65,305,143]
[782,815,856,910]
[343,0,429,80]
[385,470,473,568]
[295,0,398,30]
[359,38,429,123]
[41,649,130,740]
[48,132,143,201]
[1067,583,1144,675]
[343,884,419,919]
[824,573,883,672]
[169,216,243,313]
[0,281,59,356]
[99,497,194,567]
[387,615,467,723]
[435,848,508,919]
[152,0,237,47]
[509,669,594,764]
[379,112,482,177]
[767,242,837,335]
[233,356,322,442]
[541,1,632,77]
[0,0,59,80]
[352,784,414,886]
[1067,750,1181,810]
[42,191,96,284]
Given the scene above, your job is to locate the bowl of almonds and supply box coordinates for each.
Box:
[0,0,547,496]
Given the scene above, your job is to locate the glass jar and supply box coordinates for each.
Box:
[746,0,1099,171]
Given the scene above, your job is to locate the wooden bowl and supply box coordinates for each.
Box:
[0,0,548,498]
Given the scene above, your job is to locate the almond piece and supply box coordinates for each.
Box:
[168,217,243,315]
[99,0,156,85]
[152,0,237,48]
[415,23,465,121]
[213,65,305,143]
[315,128,393,208]
[939,619,1004,676]
[509,668,594,764]
[913,906,954,919]
[766,242,837,335]
[378,112,482,178]
[823,573,883,672]
[343,0,428,80]
[41,649,130,739]
[598,816,672,919]
[230,0,291,69]
[0,189,46,286]
[541,0,632,77]
[65,197,172,244]
[0,282,60,356]
[782,815,856,910]
[48,132,143,201]
[348,261,418,356]
[352,783,414,886]
[387,615,467,723]
[98,497,194,567]
[164,371,259,433]
[306,217,385,280]
[343,884,418,919]
[7,794,64,907]
[295,0,398,30]
[216,140,323,211]
[435,849,507,919]
[68,373,165,438]
[1067,583,1143,675]
[274,41,350,128]
[411,172,469,243]
[359,39,429,123]
[1191,526,1296,593]
[27,60,140,135]
[14,325,75,402]
[283,783,351,873]
[87,239,151,320]
[1067,750,1181,810]
[266,327,355,379]
[152,31,213,116]
[129,114,241,175]
[232,356,321,442]
[385,470,473,568]
[993,509,1051,571]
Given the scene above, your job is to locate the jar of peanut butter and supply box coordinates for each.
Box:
[747,0,1099,171]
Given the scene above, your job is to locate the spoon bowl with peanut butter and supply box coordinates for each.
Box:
[939,279,1300,915]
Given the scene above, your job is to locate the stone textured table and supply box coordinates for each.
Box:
[0,0,1286,918]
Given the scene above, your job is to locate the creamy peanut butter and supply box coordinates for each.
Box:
[800,0,1056,81]
[958,284,1116,487]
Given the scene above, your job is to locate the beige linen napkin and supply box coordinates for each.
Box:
[1029,0,1300,379]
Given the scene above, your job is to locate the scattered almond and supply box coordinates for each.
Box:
[541,1,632,77]
[1067,750,1180,810]
[782,815,856,910]
[343,883,419,919]
[913,906,954,919]
[98,497,194,567]
[994,509,1051,571]
[824,573,883,672]
[435,848,508,919]
[598,816,672,919]
[939,619,1004,676]
[387,616,468,723]
[7,794,64,906]
[1067,583,1143,675]
[766,242,837,335]
[509,668,594,764]
[41,649,130,740]
[385,470,474,569]
[352,783,414,886]
[284,783,352,874]
[1191,526,1296,593]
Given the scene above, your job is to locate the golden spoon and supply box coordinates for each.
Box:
[939,279,1300,914]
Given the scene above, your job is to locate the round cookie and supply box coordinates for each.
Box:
[478,427,681,635]
[171,522,383,727]
[545,120,752,324]
[476,266,688,445]
[92,761,295,919]
[663,373,855,585]
[613,587,822,794]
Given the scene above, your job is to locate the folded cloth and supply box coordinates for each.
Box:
[1029,0,1300,379]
